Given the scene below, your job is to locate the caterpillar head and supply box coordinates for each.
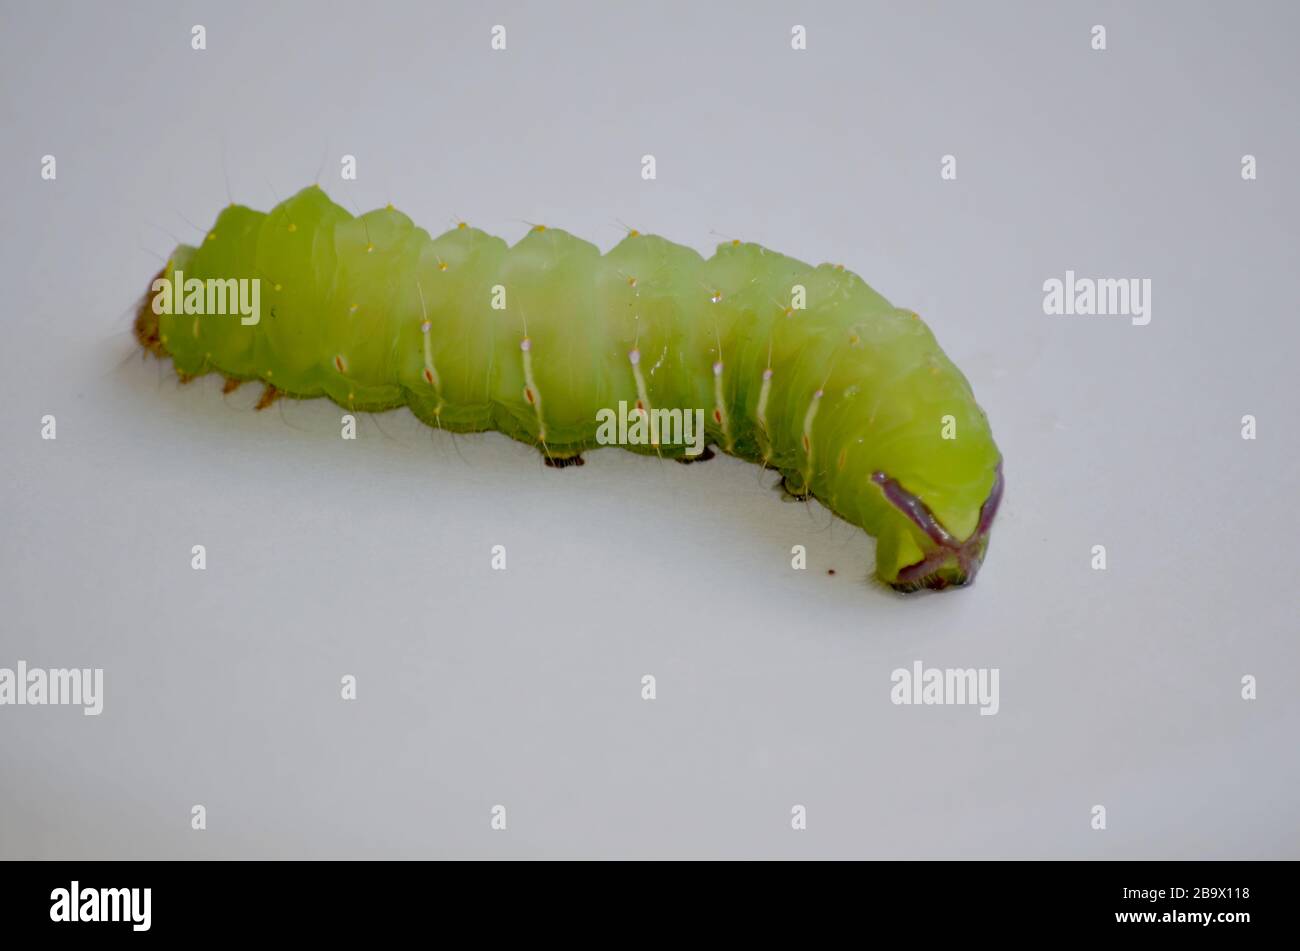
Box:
[870,462,1003,592]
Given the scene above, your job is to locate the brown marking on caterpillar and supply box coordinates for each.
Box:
[674,446,716,464]
[133,268,167,357]
[544,452,585,469]
[255,384,280,410]
[222,377,243,394]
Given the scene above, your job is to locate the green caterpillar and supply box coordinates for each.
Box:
[135,185,1003,591]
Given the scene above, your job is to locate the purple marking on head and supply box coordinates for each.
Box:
[873,461,1005,590]
[870,471,955,547]
[974,461,1004,538]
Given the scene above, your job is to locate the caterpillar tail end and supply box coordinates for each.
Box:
[134,268,166,358]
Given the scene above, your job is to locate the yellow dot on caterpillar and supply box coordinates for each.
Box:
[206,232,216,242]
[349,304,359,313]
[366,243,375,253]
[334,355,347,373]
[274,283,282,292]
[628,277,637,287]
[710,290,722,303]
[628,229,639,237]
[287,223,297,233]
[160,334,168,343]
[531,224,546,232]
[784,307,794,317]
[438,262,448,271]
[731,239,740,247]
[849,333,860,345]
[386,203,394,211]
[520,338,532,352]
[457,222,467,230]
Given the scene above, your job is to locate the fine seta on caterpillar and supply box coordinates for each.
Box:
[136,185,1004,591]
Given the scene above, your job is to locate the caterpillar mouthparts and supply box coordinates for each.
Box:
[134,185,1003,593]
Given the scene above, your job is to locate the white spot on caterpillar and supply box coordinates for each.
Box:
[491,545,507,571]
[1241,675,1257,700]
[710,289,722,304]
[340,154,356,180]
[756,367,774,459]
[40,154,56,180]
[791,25,807,50]
[941,154,957,180]
[791,545,806,570]
[341,675,357,700]
[191,805,206,830]
[191,544,206,570]
[519,337,546,435]
[641,154,656,180]
[641,675,656,700]
[1241,154,1257,180]
[711,360,733,450]
[1090,24,1107,51]
[627,349,655,444]
[1241,414,1256,439]
[800,389,823,484]
[40,414,56,440]
[190,24,206,50]
[341,414,356,440]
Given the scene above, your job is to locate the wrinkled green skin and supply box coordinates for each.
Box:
[152,186,1002,590]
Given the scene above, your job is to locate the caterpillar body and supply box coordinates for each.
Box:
[135,185,1004,591]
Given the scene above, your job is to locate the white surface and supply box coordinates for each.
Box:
[1,1,1296,858]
